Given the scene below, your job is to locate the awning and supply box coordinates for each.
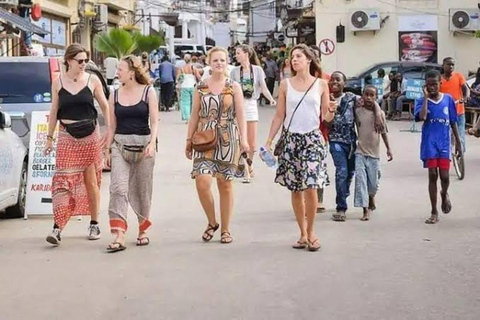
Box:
[0,7,49,37]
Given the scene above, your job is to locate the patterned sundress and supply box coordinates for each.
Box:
[191,79,245,180]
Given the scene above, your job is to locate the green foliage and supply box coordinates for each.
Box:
[476,30,480,38]
[94,28,137,59]
[133,33,164,55]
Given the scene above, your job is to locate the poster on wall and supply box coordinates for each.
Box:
[51,20,66,47]
[25,111,58,216]
[32,17,51,44]
[398,15,438,63]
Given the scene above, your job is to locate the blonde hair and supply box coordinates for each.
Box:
[64,43,89,71]
[290,44,322,78]
[122,55,151,85]
[184,54,192,63]
[206,47,229,65]
[236,44,261,66]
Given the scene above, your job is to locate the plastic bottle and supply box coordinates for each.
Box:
[259,146,278,169]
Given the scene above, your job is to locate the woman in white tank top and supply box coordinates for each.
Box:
[264,44,336,252]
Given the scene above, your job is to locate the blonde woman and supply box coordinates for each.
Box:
[44,43,110,246]
[265,44,334,252]
[186,47,248,244]
[230,44,276,183]
[104,55,159,252]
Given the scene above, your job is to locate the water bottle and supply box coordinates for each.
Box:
[259,147,278,169]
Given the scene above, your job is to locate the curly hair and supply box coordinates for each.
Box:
[236,44,261,66]
[290,44,322,78]
[122,55,151,85]
[64,43,89,71]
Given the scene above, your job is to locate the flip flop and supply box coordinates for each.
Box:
[425,215,439,224]
[441,193,452,214]
[292,240,308,249]
[136,237,150,246]
[332,212,346,222]
[107,242,126,253]
[316,207,326,213]
[307,239,321,252]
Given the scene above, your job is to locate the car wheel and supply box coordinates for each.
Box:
[5,161,27,218]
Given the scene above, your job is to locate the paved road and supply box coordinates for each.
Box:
[1,107,480,320]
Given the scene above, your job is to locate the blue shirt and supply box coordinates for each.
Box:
[158,61,176,84]
[414,93,457,162]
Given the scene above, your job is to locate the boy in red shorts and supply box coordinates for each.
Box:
[415,70,462,224]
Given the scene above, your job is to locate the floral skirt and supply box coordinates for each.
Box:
[275,129,327,192]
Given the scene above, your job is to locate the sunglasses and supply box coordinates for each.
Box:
[73,58,89,64]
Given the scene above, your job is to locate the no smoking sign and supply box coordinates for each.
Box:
[319,39,335,56]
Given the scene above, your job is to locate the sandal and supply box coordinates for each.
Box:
[332,211,346,222]
[425,215,439,224]
[136,237,150,246]
[220,231,233,244]
[316,207,326,213]
[441,193,452,214]
[106,241,126,253]
[202,223,219,242]
[307,238,321,252]
[292,240,308,249]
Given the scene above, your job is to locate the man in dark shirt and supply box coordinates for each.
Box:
[158,55,176,111]
[261,52,278,105]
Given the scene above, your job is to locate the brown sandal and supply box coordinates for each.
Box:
[220,231,233,244]
[307,238,321,252]
[292,240,308,249]
[202,223,219,242]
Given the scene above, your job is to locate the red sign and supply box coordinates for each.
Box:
[319,39,335,56]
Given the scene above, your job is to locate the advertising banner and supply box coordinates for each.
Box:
[25,111,57,216]
[398,15,438,63]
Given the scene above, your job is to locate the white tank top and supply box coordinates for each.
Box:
[284,78,321,134]
[181,73,196,88]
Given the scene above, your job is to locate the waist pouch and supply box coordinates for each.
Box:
[114,139,146,163]
[61,119,96,139]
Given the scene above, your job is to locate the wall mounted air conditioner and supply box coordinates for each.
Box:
[449,9,480,32]
[0,0,19,6]
[349,10,381,32]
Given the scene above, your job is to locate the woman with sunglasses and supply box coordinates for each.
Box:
[104,55,159,252]
[44,43,110,246]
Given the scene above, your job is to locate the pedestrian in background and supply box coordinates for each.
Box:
[440,57,469,152]
[104,56,118,85]
[264,44,333,251]
[177,54,199,123]
[158,55,176,111]
[280,58,292,81]
[186,47,248,244]
[262,52,278,105]
[104,55,159,252]
[231,44,276,183]
[354,85,392,221]
[44,43,110,245]
[415,70,462,224]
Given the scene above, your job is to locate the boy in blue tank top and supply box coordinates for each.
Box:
[414,70,462,224]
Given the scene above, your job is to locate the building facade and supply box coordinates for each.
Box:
[315,0,480,77]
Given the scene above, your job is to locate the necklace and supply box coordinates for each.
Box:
[66,72,80,82]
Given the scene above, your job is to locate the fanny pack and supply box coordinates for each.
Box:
[114,139,146,163]
[60,119,96,139]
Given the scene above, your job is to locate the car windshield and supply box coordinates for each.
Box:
[0,62,51,104]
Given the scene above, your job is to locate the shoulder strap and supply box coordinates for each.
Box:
[142,85,150,102]
[285,78,318,131]
[114,89,118,104]
[58,76,63,88]
[87,73,92,85]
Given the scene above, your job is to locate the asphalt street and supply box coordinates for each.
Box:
[1,107,480,320]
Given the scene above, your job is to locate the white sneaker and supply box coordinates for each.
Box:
[46,228,61,246]
[88,224,101,240]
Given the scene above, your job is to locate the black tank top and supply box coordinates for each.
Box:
[114,86,151,135]
[57,74,98,120]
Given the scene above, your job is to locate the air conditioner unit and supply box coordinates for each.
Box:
[95,4,108,25]
[449,9,480,32]
[349,10,381,32]
[0,0,19,6]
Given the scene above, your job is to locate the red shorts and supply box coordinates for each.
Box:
[425,158,450,170]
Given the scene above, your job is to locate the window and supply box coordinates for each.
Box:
[0,62,50,104]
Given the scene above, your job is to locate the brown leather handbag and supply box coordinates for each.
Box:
[191,103,223,152]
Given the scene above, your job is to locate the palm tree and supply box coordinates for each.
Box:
[134,33,164,55]
[95,28,137,59]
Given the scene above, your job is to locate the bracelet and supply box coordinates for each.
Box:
[47,135,55,141]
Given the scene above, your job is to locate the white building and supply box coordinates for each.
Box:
[249,0,277,45]
[315,0,480,77]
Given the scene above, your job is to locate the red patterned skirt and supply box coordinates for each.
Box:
[52,125,102,229]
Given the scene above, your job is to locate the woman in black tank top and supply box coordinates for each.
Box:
[104,55,159,252]
[44,44,110,246]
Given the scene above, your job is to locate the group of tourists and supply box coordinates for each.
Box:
[43,42,476,253]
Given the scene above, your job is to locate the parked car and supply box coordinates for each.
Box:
[174,44,206,55]
[0,56,110,149]
[0,111,28,218]
[345,61,443,95]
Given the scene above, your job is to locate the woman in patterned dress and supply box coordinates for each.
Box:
[185,47,249,244]
[264,44,335,251]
